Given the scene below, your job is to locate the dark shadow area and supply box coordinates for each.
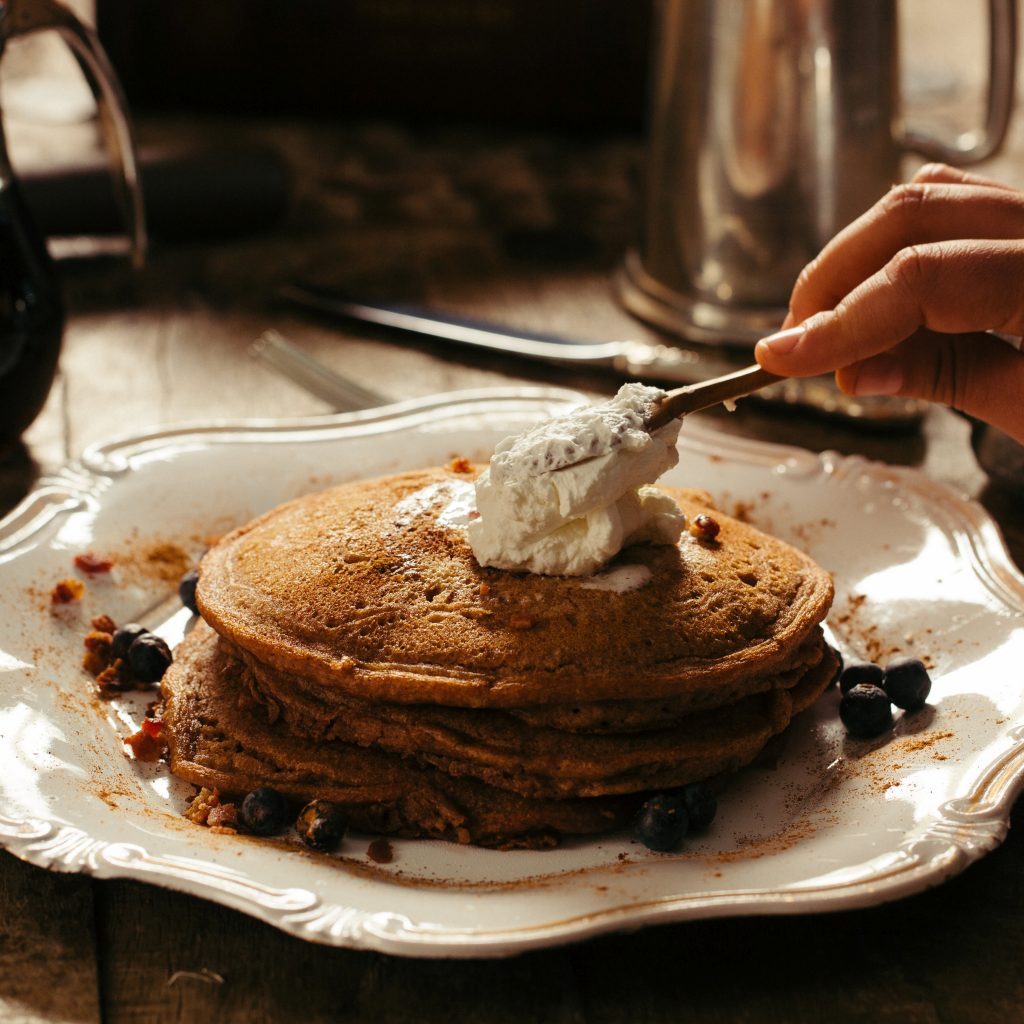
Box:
[0,440,41,518]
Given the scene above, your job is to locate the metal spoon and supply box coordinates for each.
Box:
[645,364,783,431]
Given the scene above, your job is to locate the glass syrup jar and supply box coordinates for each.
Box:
[0,0,145,450]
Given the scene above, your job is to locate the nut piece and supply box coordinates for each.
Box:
[82,629,114,675]
[186,787,228,825]
[367,837,394,863]
[207,803,240,832]
[689,513,720,541]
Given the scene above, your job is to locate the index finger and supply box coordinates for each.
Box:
[912,162,1020,190]
[786,182,1024,325]
[759,238,1024,377]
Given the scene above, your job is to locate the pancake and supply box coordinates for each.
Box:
[164,464,836,849]
[231,628,835,798]
[506,634,825,732]
[160,621,636,849]
[238,628,825,737]
[196,466,834,709]
[161,621,836,846]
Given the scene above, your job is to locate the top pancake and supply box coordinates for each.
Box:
[196,465,834,708]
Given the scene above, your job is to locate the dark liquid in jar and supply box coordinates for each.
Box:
[0,179,63,450]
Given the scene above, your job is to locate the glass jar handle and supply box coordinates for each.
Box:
[897,0,1017,165]
[0,0,147,266]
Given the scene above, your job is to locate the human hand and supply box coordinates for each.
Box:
[754,163,1024,444]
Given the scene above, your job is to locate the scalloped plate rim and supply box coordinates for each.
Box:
[1,385,1023,958]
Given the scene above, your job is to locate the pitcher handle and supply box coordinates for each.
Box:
[897,0,1017,166]
[0,0,147,267]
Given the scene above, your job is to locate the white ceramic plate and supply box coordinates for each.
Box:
[2,387,1024,958]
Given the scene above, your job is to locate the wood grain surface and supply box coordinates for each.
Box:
[4,8,1024,1019]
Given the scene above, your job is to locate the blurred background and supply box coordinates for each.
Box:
[5,7,1024,1022]
[0,1,1020,496]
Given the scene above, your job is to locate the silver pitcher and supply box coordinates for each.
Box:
[617,0,1018,348]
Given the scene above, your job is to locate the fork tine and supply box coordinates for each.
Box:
[250,330,384,412]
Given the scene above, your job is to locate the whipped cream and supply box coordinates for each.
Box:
[467,383,685,576]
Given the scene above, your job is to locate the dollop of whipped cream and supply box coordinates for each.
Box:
[467,383,684,576]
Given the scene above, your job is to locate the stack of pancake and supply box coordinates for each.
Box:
[160,465,835,849]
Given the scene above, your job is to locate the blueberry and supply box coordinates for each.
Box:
[839,659,885,694]
[111,623,148,661]
[678,781,717,832]
[296,799,346,852]
[240,787,290,835]
[127,633,173,682]
[178,569,199,615]
[884,657,932,710]
[839,683,893,738]
[633,794,689,852]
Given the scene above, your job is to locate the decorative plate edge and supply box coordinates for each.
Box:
[0,466,103,559]
[0,796,1010,958]
[76,387,586,475]
[2,392,1024,955]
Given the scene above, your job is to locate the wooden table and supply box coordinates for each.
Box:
[3,102,1024,1021]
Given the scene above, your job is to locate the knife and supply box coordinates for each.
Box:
[280,282,924,427]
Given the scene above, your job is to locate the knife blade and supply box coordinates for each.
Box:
[280,282,924,427]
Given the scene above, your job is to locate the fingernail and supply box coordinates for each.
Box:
[756,326,804,357]
[850,355,904,396]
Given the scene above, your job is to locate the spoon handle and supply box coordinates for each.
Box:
[646,364,783,430]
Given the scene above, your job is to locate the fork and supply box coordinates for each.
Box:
[249,329,385,411]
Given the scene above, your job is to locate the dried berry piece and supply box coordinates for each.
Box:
[240,787,289,835]
[51,578,85,604]
[123,718,167,762]
[74,552,113,575]
[839,683,893,738]
[883,657,932,710]
[633,793,689,852]
[140,715,164,739]
[127,633,173,682]
[838,660,885,694]
[296,799,346,852]
[178,569,199,616]
[508,614,535,630]
[689,514,720,541]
